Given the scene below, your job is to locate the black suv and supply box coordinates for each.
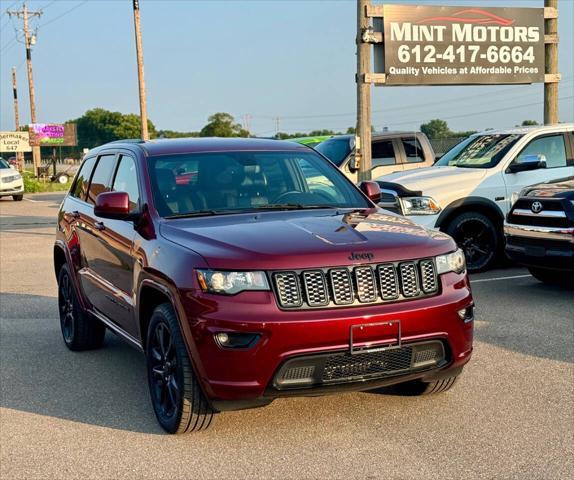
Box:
[504,176,574,284]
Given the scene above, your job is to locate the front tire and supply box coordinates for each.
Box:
[146,303,214,434]
[445,211,499,272]
[528,267,573,285]
[12,194,23,201]
[57,264,106,351]
[393,374,460,396]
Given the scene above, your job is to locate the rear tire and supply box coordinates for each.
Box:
[393,374,460,396]
[12,194,23,201]
[146,303,214,434]
[445,211,499,272]
[528,267,573,285]
[57,264,106,351]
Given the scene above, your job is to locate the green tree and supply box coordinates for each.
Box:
[420,119,451,139]
[520,120,539,126]
[157,129,200,138]
[73,108,156,148]
[200,113,249,138]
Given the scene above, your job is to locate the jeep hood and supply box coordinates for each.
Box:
[159,209,456,270]
[378,166,488,198]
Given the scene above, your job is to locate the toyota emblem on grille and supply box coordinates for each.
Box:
[531,201,543,214]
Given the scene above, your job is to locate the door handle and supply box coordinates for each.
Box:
[95,221,105,231]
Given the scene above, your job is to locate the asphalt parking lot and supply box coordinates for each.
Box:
[1,193,572,480]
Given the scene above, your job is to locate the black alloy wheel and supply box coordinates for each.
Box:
[146,303,214,434]
[58,270,75,344]
[446,211,498,272]
[149,322,180,420]
[57,264,105,350]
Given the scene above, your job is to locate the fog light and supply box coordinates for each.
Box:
[215,332,229,345]
[458,305,474,323]
[214,332,260,349]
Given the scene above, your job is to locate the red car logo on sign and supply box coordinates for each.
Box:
[417,9,515,26]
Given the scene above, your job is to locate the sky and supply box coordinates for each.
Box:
[0,0,573,137]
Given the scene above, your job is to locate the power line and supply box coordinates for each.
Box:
[262,95,574,134]
[37,0,88,29]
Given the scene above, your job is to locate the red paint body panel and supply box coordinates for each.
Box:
[54,139,474,410]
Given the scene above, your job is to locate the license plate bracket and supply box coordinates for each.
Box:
[349,320,401,355]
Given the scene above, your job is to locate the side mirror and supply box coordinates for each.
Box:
[94,191,133,220]
[359,181,382,203]
[508,154,547,173]
[348,155,359,173]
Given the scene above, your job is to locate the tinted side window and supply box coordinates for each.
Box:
[87,155,116,205]
[70,156,96,200]
[402,137,425,163]
[112,155,140,213]
[372,140,396,168]
[518,135,567,169]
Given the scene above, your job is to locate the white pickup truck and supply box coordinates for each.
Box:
[375,124,574,271]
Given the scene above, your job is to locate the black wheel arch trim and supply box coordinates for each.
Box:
[137,275,216,405]
[435,196,505,230]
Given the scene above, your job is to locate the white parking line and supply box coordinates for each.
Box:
[471,274,532,283]
[23,198,44,203]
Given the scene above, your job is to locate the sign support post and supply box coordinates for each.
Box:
[544,0,559,124]
[356,0,372,182]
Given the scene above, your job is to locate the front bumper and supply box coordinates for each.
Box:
[505,222,574,270]
[181,271,474,410]
[0,179,24,196]
[403,213,440,229]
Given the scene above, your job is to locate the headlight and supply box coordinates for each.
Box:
[399,196,441,215]
[197,270,269,295]
[510,189,525,206]
[435,248,466,275]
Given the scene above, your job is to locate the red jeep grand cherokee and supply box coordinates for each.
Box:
[54,138,474,434]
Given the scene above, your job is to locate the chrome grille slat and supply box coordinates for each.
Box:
[272,259,438,309]
[355,266,377,303]
[329,268,354,305]
[419,259,438,294]
[377,264,399,300]
[399,262,420,297]
[273,272,302,308]
[302,270,329,307]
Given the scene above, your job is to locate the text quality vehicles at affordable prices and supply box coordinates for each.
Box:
[375,125,574,272]
[54,138,473,434]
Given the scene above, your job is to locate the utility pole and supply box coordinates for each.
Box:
[356,0,372,182]
[544,0,559,124]
[274,117,280,137]
[8,3,42,176]
[132,0,149,141]
[11,67,24,171]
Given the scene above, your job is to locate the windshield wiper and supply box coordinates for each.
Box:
[164,210,240,219]
[249,204,338,211]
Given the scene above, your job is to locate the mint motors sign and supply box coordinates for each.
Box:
[378,5,545,85]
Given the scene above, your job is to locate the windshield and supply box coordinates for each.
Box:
[0,159,10,169]
[435,133,522,169]
[148,150,371,218]
[315,137,353,166]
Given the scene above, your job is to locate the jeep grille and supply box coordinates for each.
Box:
[272,259,439,310]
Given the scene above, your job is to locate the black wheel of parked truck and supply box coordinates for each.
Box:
[146,303,214,434]
[57,264,106,351]
[445,211,498,272]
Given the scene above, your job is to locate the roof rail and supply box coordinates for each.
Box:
[107,139,146,144]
